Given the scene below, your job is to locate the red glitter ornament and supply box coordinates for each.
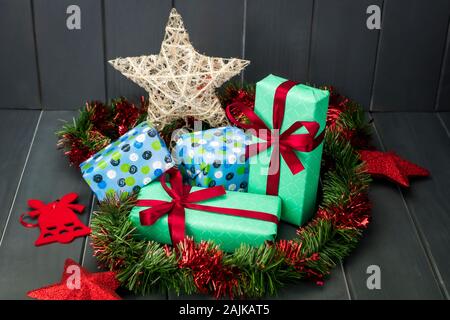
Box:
[359,150,430,187]
[20,193,91,246]
[27,259,121,300]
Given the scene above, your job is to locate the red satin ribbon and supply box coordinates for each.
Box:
[226,80,324,195]
[135,169,279,245]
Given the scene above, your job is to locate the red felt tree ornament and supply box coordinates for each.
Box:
[20,193,91,246]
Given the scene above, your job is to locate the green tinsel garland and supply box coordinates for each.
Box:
[88,84,371,299]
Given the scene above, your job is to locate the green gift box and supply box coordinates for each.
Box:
[247,74,329,226]
[129,169,281,252]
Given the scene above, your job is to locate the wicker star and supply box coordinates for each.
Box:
[109,8,250,130]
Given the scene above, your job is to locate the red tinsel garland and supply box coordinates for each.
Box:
[316,193,371,230]
[325,86,370,148]
[275,240,324,285]
[65,80,433,299]
[177,238,240,299]
[160,85,370,297]
[63,137,97,168]
[58,97,147,167]
[113,97,146,136]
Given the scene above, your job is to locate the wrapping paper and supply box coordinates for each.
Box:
[80,122,174,200]
[129,180,281,252]
[175,126,249,192]
[248,74,329,226]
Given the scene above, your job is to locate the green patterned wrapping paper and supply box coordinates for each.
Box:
[248,74,329,226]
[129,182,281,252]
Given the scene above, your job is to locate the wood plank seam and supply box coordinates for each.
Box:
[306,0,317,82]
[30,0,43,109]
[435,19,450,111]
[101,0,109,101]
[437,113,450,138]
[241,0,247,84]
[0,109,43,247]
[368,0,385,111]
[80,193,95,266]
[397,182,449,299]
[339,261,352,300]
[371,113,448,299]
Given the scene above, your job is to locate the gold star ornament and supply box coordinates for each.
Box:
[109,8,250,130]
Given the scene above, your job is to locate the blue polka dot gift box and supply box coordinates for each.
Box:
[175,126,249,192]
[79,122,174,201]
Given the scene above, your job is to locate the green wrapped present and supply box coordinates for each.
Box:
[226,74,329,226]
[129,169,280,252]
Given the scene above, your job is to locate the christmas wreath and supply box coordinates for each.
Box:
[57,84,372,299]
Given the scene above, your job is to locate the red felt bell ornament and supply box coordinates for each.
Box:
[20,193,91,246]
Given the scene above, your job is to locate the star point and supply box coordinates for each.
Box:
[27,259,121,300]
[360,150,429,187]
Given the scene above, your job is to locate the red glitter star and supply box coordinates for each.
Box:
[27,259,121,300]
[359,150,430,188]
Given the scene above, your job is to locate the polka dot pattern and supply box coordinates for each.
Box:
[175,126,249,192]
[80,122,174,200]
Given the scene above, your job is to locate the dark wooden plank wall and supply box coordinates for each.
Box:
[0,0,40,109]
[104,0,170,102]
[371,0,450,111]
[33,0,106,109]
[244,0,313,84]
[1,0,450,111]
[175,0,244,58]
[309,0,382,109]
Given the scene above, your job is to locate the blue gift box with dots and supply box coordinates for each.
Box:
[79,122,174,201]
[175,126,249,192]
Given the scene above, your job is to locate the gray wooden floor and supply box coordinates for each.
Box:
[0,109,449,300]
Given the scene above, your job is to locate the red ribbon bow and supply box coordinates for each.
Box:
[226,80,324,195]
[136,168,279,245]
